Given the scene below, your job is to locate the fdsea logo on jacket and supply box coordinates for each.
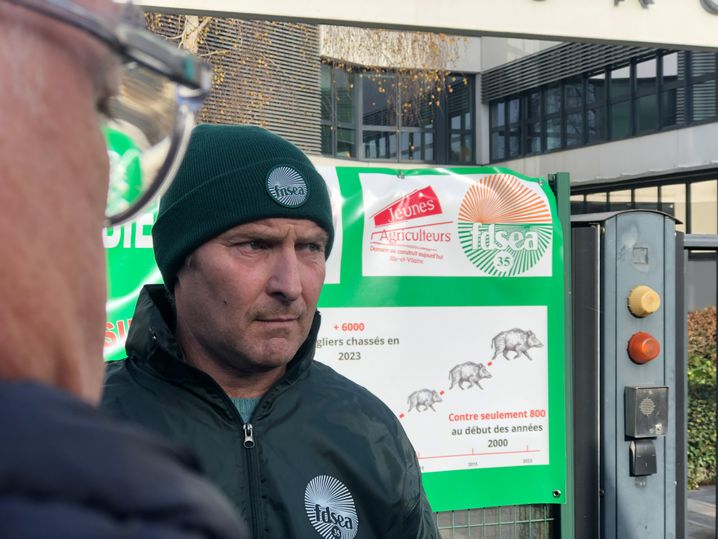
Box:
[266,166,309,207]
[304,475,358,539]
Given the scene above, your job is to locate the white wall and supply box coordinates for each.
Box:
[133,0,718,50]
[494,123,718,186]
[480,37,560,72]
[319,31,564,77]
[320,27,482,72]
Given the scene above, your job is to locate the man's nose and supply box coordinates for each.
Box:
[266,245,302,302]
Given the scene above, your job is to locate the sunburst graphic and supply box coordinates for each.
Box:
[458,174,552,224]
[304,475,358,539]
[458,174,553,276]
[266,166,308,207]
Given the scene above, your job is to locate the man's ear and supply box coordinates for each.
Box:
[172,254,193,294]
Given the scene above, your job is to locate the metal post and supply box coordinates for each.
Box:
[549,172,574,539]
[676,232,687,539]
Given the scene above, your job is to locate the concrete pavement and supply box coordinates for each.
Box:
[688,486,715,539]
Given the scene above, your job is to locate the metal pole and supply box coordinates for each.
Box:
[550,172,574,539]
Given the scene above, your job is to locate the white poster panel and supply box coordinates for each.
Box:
[315,305,549,473]
[359,171,553,278]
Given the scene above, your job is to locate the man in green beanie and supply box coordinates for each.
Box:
[102,124,439,539]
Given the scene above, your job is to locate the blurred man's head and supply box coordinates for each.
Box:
[0,0,118,403]
[0,0,209,403]
[152,125,334,385]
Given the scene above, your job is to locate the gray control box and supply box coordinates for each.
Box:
[572,211,681,538]
[625,386,669,438]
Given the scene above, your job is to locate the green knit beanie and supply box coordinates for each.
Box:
[152,124,334,288]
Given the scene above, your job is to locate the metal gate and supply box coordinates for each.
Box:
[434,505,558,538]
[683,235,717,539]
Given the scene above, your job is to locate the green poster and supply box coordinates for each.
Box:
[104,166,566,511]
[103,204,160,361]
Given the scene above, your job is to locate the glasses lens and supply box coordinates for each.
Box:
[104,62,202,226]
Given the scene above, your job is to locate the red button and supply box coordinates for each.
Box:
[627,332,661,364]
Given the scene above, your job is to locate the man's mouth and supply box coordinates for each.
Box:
[256,316,299,324]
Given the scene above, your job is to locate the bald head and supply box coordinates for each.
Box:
[0,0,118,403]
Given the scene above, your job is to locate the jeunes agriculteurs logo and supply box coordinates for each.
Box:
[458,174,552,276]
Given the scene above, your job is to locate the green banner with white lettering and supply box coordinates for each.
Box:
[105,166,566,510]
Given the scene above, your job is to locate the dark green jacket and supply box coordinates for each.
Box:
[103,285,439,539]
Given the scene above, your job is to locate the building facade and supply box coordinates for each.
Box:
[148,15,717,305]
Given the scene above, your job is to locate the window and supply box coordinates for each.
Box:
[321,64,356,158]
[690,180,718,234]
[608,190,632,212]
[321,63,474,163]
[689,52,717,122]
[544,84,562,151]
[570,194,586,214]
[587,72,608,143]
[661,52,682,128]
[660,183,686,232]
[320,64,332,155]
[609,64,632,140]
[525,90,541,154]
[634,186,659,211]
[565,77,584,147]
[572,178,716,237]
[585,192,608,213]
[490,100,506,161]
[447,75,473,163]
[507,97,521,157]
[488,51,715,162]
[362,74,398,159]
[635,58,658,134]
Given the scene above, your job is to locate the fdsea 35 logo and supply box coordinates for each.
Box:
[304,475,358,539]
[458,174,552,276]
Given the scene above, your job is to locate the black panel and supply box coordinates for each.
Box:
[571,224,601,539]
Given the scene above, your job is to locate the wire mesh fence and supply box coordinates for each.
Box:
[434,504,557,539]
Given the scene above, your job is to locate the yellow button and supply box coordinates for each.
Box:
[628,285,661,317]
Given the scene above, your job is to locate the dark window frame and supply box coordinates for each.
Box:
[320,63,358,159]
[571,173,718,235]
[321,62,475,164]
[608,62,633,141]
[488,50,717,164]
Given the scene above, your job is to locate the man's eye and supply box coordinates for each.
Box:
[301,242,324,253]
[233,240,267,250]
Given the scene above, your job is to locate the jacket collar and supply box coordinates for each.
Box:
[125,284,321,418]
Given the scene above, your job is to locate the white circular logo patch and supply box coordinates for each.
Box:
[304,475,358,539]
[266,166,309,207]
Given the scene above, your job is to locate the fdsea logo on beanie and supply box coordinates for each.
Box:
[266,165,309,207]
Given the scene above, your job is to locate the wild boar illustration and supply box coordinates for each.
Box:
[491,328,543,361]
[407,389,443,412]
[448,362,492,390]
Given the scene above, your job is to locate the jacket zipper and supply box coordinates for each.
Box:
[243,423,255,448]
[243,422,264,538]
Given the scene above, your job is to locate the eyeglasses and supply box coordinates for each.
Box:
[3,0,212,226]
